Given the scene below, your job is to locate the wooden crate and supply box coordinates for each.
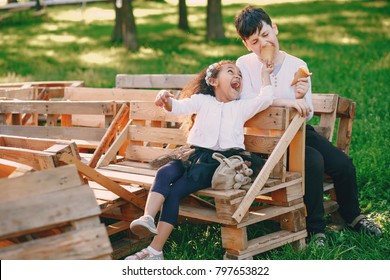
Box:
[0,165,113,259]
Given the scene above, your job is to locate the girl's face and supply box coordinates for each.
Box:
[211,63,243,102]
[243,21,279,63]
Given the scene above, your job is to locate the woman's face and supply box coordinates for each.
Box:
[212,63,243,102]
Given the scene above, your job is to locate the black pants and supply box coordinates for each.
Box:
[304,125,361,234]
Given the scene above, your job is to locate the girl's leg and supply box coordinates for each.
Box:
[150,221,174,251]
[130,161,185,237]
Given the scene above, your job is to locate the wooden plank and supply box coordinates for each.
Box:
[95,168,155,187]
[130,101,181,122]
[89,104,129,168]
[128,125,187,144]
[0,101,122,115]
[0,146,55,170]
[126,145,173,163]
[0,161,84,202]
[99,164,157,176]
[106,221,130,236]
[239,202,306,228]
[337,96,355,118]
[0,81,83,88]
[64,87,158,101]
[97,120,130,167]
[312,94,338,113]
[0,185,100,239]
[59,153,146,210]
[0,226,112,260]
[0,125,106,144]
[232,114,305,223]
[244,107,287,130]
[116,74,195,89]
[0,88,36,100]
[0,134,69,151]
[244,135,280,154]
[226,230,306,259]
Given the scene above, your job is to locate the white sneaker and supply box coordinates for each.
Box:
[130,215,158,237]
[125,248,164,260]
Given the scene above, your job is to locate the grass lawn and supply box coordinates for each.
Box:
[0,0,389,260]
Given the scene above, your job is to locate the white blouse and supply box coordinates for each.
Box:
[237,52,314,120]
[169,86,274,150]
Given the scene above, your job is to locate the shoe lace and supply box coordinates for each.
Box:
[360,218,380,232]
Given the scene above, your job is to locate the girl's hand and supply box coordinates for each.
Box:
[294,77,310,99]
[261,63,274,86]
[291,98,311,117]
[155,90,174,107]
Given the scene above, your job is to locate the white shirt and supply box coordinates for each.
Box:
[237,52,314,120]
[169,86,274,150]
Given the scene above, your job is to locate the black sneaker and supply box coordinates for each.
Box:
[306,233,327,247]
[348,215,382,236]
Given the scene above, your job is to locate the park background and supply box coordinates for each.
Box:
[0,0,389,259]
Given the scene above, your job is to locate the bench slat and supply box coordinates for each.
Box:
[0,101,124,115]
[116,74,195,89]
[128,125,187,145]
[130,101,181,122]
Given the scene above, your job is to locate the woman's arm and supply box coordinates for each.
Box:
[272,98,311,117]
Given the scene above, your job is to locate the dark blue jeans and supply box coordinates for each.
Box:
[150,160,212,226]
[305,125,361,234]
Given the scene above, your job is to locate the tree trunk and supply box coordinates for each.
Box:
[35,0,45,11]
[207,0,225,40]
[178,0,189,31]
[206,0,225,40]
[112,0,139,51]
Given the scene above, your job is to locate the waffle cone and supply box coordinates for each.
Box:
[290,66,311,86]
[260,45,275,62]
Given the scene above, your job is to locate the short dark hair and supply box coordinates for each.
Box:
[235,6,273,41]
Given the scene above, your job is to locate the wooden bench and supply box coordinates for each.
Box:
[0,165,113,259]
[65,74,306,260]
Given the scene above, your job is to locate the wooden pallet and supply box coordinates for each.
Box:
[0,100,129,151]
[0,165,113,259]
[96,91,307,259]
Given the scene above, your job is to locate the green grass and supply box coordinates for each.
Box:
[0,0,389,260]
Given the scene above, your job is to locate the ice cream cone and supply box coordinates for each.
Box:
[291,66,312,86]
[260,45,275,63]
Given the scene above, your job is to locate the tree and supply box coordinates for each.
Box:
[206,0,225,40]
[178,0,189,31]
[35,0,45,11]
[112,0,139,51]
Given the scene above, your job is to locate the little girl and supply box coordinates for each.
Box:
[125,60,309,260]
